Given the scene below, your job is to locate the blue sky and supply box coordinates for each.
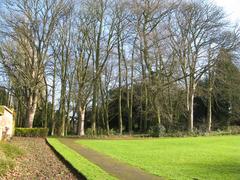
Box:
[214,0,240,23]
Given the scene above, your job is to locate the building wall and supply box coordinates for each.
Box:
[0,106,14,140]
[0,116,2,140]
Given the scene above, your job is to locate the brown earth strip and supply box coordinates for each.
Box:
[59,138,164,180]
[1,137,78,180]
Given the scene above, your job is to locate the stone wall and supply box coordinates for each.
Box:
[0,106,14,140]
[0,116,2,140]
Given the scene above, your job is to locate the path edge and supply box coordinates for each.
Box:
[45,138,87,180]
[60,138,163,180]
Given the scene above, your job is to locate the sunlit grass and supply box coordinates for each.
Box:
[47,138,116,180]
[78,135,240,180]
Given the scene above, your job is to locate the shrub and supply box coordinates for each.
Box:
[85,128,94,137]
[97,128,117,136]
[15,128,48,137]
[227,126,240,134]
[85,128,117,137]
[165,131,186,137]
[149,124,166,137]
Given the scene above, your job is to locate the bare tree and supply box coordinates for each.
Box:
[81,0,116,134]
[73,13,93,136]
[0,0,70,128]
[168,1,227,131]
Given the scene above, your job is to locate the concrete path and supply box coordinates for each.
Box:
[59,138,163,180]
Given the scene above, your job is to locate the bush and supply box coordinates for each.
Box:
[97,128,117,136]
[85,128,117,137]
[227,126,240,134]
[15,128,48,137]
[147,126,240,138]
[85,128,94,137]
[149,124,166,137]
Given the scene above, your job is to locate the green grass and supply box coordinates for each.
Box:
[77,135,240,180]
[47,138,116,180]
[0,142,23,175]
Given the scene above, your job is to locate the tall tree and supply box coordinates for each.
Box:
[84,0,116,134]
[0,0,70,128]
[168,1,226,131]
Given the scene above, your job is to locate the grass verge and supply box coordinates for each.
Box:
[0,142,23,175]
[47,138,116,180]
[78,135,240,180]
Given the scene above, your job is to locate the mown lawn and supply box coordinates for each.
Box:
[77,135,240,180]
[47,138,116,180]
[0,142,23,176]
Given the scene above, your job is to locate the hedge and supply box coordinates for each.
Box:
[15,128,48,137]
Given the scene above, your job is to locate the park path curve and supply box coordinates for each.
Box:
[59,138,163,180]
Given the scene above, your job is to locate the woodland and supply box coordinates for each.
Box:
[0,0,239,136]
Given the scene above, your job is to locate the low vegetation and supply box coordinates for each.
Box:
[78,135,240,180]
[15,128,49,137]
[47,138,116,180]
[0,142,23,176]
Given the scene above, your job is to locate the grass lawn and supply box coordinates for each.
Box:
[77,135,240,180]
[0,142,23,175]
[47,138,116,180]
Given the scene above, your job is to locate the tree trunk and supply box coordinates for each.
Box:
[44,77,48,128]
[140,84,143,132]
[59,81,66,136]
[143,83,148,131]
[44,95,48,128]
[157,108,161,125]
[65,80,72,136]
[91,8,103,135]
[91,80,98,134]
[129,77,133,134]
[188,85,195,132]
[128,84,133,134]
[207,51,213,132]
[51,55,57,135]
[129,37,137,134]
[118,81,123,135]
[207,88,212,132]
[78,105,85,136]
[26,93,38,128]
[51,121,56,136]
[105,88,110,135]
[17,100,22,127]
[117,37,123,135]
[207,65,213,132]
[142,17,150,132]
[105,109,109,135]
[51,68,56,135]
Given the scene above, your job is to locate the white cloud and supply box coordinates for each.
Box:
[213,0,240,23]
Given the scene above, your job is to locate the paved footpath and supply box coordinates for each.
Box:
[59,138,163,180]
